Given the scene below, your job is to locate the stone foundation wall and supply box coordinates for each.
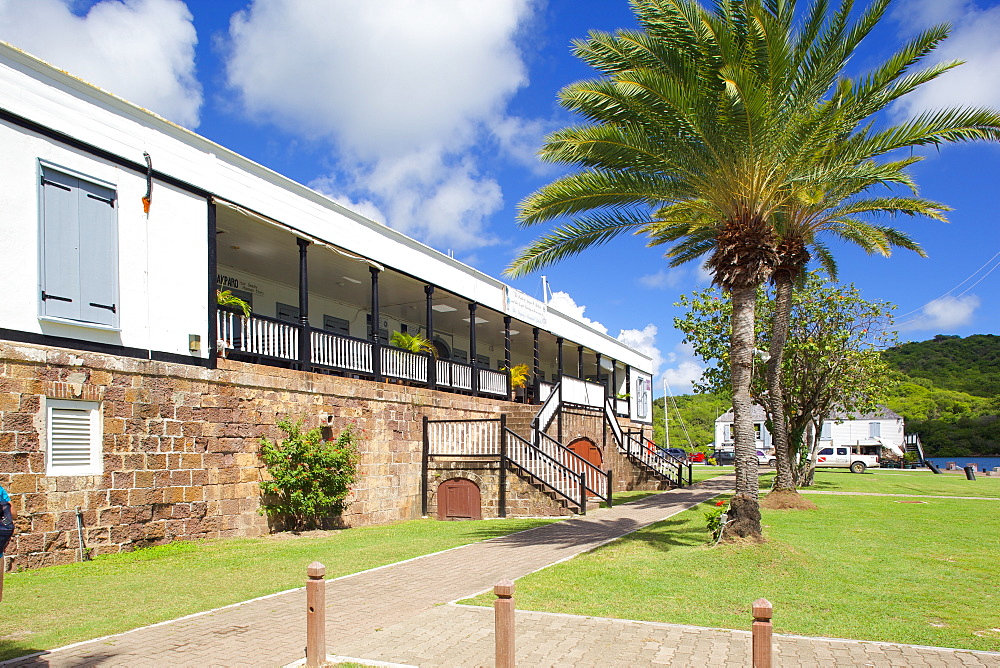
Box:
[426,460,575,519]
[0,341,511,570]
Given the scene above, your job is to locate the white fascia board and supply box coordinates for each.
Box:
[0,42,648,367]
[545,306,653,373]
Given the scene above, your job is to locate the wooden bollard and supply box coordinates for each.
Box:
[306,561,326,667]
[752,598,773,668]
[494,579,515,668]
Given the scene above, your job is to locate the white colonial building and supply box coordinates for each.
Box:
[0,42,675,570]
[714,405,905,455]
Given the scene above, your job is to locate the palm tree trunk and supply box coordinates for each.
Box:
[727,284,763,539]
[767,272,796,492]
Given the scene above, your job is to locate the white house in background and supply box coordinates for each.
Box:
[713,404,773,452]
[714,405,905,455]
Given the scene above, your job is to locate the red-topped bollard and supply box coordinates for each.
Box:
[752,598,773,668]
[494,579,515,668]
[306,561,326,667]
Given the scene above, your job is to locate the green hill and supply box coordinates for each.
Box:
[882,334,1000,398]
[657,335,1000,457]
[883,335,1000,457]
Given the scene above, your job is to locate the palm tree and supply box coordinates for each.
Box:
[506,0,1000,538]
[765,187,943,492]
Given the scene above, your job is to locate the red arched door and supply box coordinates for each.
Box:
[567,438,603,497]
[437,478,482,520]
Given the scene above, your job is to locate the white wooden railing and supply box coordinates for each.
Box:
[538,381,554,402]
[217,311,298,361]
[562,375,606,408]
[311,329,373,373]
[381,347,428,382]
[478,368,508,397]
[536,431,608,500]
[425,419,500,457]
[534,382,561,438]
[506,429,585,508]
[437,359,472,390]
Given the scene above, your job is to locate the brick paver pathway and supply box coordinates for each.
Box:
[5,475,999,667]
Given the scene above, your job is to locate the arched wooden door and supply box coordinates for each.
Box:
[437,478,482,520]
[567,438,603,497]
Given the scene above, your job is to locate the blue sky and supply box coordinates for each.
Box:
[2,0,1000,395]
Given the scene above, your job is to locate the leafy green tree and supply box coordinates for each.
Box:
[675,273,896,486]
[259,420,360,530]
[506,0,1000,539]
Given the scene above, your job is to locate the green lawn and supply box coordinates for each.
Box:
[0,517,556,661]
[464,471,1000,651]
[691,465,734,483]
[790,468,1000,497]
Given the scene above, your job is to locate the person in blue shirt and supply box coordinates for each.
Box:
[0,483,14,603]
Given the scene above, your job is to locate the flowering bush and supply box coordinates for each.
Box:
[705,500,727,534]
[259,419,360,530]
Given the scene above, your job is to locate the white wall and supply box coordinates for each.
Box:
[0,120,208,357]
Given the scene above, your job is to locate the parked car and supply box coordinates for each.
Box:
[664,447,688,462]
[813,446,879,473]
[712,448,736,465]
[757,450,777,467]
[689,451,706,463]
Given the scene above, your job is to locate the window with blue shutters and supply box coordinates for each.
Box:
[39,165,119,327]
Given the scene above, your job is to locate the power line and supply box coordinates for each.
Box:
[896,249,1000,320]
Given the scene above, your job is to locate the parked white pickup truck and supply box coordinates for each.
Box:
[814,446,879,473]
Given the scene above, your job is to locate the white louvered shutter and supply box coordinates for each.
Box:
[47,400,102,475]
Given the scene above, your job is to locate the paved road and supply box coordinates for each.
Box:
[4,475,999,667]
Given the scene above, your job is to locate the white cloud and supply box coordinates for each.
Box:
[0,0,202,127]
[490,115,558,175]
[660,341,705,395]
[617,324,663,376]
[638,268,685,289]
[547,291,609,334]
[891,1,1000,118]
[223,0,534,250]
[695,262,714,285]
[900,294,980,331]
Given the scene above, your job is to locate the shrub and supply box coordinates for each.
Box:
[259,419,360,530]
[704,500,727,535]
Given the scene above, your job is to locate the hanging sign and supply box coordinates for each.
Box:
[504,287,547,326]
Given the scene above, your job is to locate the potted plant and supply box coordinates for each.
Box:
[216,289,251,317]
[504,363,529,401]
[389,331,436,356]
